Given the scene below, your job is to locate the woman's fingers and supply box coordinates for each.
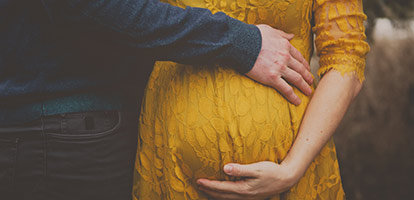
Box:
[223,163,261,177]
[196,179,248,195]
[197,178,262,200]
[198,161,297,199]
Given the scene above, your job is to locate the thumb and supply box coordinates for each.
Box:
[223,163,261,178]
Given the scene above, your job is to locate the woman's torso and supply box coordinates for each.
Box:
[134,1,343,199]
[140,0,315,177]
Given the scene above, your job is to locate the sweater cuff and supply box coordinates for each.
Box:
[220,18,262,73]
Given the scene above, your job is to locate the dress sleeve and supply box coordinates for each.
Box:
[312,0,370,81]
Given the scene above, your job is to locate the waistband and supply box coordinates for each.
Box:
[0,110,120,135]
[0,93,127,126]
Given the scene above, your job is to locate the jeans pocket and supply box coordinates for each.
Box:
[0,138,17,191]
[46,111,122,140]
[42,111,138,200]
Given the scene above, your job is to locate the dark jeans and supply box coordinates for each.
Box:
[0,111,138,200]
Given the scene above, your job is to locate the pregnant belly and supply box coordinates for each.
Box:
[141,62,308,181]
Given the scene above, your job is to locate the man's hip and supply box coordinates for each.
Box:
[0,110,138,200]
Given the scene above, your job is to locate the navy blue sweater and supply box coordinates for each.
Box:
[0,0,261,125]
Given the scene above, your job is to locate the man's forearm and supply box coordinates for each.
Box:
[42,0,261,72]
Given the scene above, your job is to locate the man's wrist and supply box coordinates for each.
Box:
[219,18,262,73]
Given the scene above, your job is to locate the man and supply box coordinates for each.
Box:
[0,0,312,199]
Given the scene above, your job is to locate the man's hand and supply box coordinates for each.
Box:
[246,24,313,105]
[196,161,301,200]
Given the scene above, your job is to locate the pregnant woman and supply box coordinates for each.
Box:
[134,0,369,199]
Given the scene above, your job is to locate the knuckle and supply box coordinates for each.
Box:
[240,185,253,195]
[249,190,258,196]
[280,86,289,94]
[255,168,263,176]
[278,52,290,64]
[299,66,308,74]
[285,88,294,96]
[279,64,287,71]
[268,71,280,81]
[239,190,249,196]
[246,188,259,197]
[301,57,308,63]
[275,52,289,65]
[283,54,291,63]
[297,69,307,78]
[292,47,301,55]
[292,74,302,83]
[236,167,243,176]
[307,73,313,81]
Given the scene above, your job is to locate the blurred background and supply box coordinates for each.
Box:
[311,0,414,199]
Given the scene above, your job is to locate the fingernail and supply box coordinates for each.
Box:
[224,165,233,173]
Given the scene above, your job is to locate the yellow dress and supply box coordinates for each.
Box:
[133,0,370,199]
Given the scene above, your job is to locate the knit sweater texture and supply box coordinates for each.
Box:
[0,0,261,125]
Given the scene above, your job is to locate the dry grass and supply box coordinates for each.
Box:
[332,37,414,199]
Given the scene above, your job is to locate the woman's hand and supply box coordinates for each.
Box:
[196,161,302,200]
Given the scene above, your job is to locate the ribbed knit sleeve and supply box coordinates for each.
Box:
[42,0,261,73]
[312,0,370,81]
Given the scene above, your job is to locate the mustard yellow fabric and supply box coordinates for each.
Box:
[133,0,370,199]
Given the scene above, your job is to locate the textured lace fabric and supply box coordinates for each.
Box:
[133,0,370,199]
